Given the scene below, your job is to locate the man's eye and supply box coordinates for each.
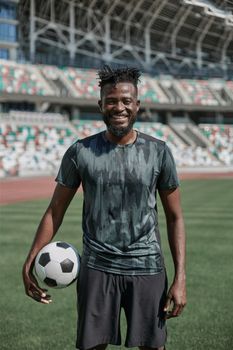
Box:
[124,100,131,105]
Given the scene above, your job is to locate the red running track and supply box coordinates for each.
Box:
[1,172,233,205]
[0,176,56,205]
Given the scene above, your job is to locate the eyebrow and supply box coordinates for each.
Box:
[104,96,134,102]
[105,96,133,99]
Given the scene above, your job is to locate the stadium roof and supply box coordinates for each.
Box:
[18,0,233,78]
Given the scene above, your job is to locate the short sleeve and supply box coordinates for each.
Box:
[157,144,180,190]
[55,143,81,189]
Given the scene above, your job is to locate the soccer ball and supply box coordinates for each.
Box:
[34,241,80,289]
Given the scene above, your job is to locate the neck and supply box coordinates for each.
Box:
[105,129,137,145]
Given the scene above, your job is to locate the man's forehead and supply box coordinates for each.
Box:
[101,82,137,96]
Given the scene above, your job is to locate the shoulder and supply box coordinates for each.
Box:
[78,132,103,144]
[67,132,103,153]
[137,131,166,150]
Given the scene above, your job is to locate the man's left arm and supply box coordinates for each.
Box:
[159,187,187,319]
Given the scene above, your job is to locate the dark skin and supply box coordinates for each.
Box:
[22,81,186,350]
[22,184,77,304]
[98,82,140,144]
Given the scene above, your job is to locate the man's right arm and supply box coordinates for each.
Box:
[22,183,78,304]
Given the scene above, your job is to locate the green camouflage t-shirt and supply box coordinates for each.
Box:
[56,131,179,275]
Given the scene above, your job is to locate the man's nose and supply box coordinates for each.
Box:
[114,101,125,112]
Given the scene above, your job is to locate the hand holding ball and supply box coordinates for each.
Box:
[34,241,80,289]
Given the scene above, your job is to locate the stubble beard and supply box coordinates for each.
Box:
[103,115,136,138]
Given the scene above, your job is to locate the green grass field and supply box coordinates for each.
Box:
[0,179,233,350]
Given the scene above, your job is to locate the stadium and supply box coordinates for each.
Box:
[0,1,233,350]
[0,0,233,181]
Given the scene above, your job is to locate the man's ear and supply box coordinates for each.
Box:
[136,100,140,112]
[98,100,102,112]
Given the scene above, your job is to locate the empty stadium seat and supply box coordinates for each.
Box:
[179,80,219,106]
[0,60,54,96]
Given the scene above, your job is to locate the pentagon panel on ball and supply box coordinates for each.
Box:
[34,241,81,289]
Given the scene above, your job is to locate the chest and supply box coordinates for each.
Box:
[77,145,161,188]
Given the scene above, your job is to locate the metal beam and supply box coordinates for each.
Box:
[196,15,215,67]
[19,0,233,74]
[212,24,231,62]
[69,1,76,62]
[221,29,233,65]
[29,0,35,62]
[125,0,144,44]
[144,0,169,67]
[170,6,192,56]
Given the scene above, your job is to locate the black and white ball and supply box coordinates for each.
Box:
[34,241,80,289]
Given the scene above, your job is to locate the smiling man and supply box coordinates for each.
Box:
[99,69,140,140]
[22,66,186,350]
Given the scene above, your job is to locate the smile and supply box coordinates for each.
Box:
[110,116,128,124]
[111,115,128,120]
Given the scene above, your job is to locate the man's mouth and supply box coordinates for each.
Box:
[111,114,128,119]
[110,115,128,125]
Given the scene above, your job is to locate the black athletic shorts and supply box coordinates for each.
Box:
[76,264,168,349]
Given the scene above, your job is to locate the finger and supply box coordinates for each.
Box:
[40,296,52,304]
[173,299,186,316]
[34,290,52,302]
[167,304,184,318]
[163,295,172,312]
[29,290,52,304]
[30,275,45,291]
[28,285,44,298]
[175,304,185,317]
[165,309,178,319]
[29,280,47,296]
[34,295,52,304]
[172,303,180,316]
[27,282,51,301]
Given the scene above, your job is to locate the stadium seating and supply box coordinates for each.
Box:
[199,124,233,165]
[0,60,54,96]
[73,120,221,167]
[38,65,70,97]
[134,122,182,147]
[138,77,169,103]
[1,60,233,107]
[61,67,166,103]
[61,67,99,99]
[74,120,180,146]
[74,120,105,138]
[2,107,233,178]
[179,79,219,105]
[226,81,233,96]
[0,56,232,176]
[0,121,77,177]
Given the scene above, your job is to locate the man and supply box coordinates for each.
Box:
[22,66,186,350]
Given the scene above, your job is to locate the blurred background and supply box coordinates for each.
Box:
[0,0,233,179]
[1,2,233,350]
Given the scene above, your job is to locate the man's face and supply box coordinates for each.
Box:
[98,82,140,137]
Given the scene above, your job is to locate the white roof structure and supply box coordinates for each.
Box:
[16,0,233,78]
